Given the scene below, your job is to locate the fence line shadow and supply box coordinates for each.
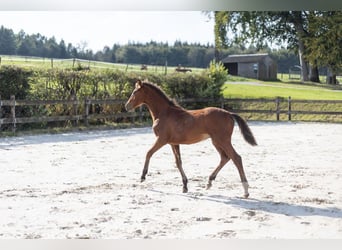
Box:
[0,127,152,148]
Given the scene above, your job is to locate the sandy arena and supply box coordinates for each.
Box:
[0,122,341,238]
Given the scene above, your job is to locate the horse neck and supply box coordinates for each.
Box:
[143,89,171,121]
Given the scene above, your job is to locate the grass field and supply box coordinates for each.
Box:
[222,81,342,100]
[0,55,203,74]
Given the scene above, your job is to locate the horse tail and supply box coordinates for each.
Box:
[231,113,257,146]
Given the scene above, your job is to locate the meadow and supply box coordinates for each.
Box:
[0,55,203,74]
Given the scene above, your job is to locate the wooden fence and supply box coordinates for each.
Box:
[1,95,342,132]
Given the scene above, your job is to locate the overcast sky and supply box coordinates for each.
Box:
[0,11,215,52]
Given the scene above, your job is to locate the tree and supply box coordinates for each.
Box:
[0,26,17,55]
[210,11,331,82]
[304,11,342,84]
[17,35,36,56]
[213,11,229,61]
[58,40,68,58]
[187,47,206,68]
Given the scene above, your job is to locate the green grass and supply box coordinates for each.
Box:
[222,81,342,100]
[0,55,204,74]
[221,80,342,122]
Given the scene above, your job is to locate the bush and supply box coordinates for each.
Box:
[1,65,226,102]
[160,61,228,103]
[0,66,32,99]
[30,69,136,100]
[207,60,228,91]
[0,66,34,130]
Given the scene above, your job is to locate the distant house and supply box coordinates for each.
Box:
[221,53,278,80]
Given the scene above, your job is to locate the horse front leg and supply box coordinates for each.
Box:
[141,138,165,182]
[171,144,188,193]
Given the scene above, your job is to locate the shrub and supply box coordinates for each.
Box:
[0,66,32,99]
[206,60,228,95]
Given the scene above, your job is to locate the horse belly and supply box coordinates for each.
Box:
[171,133,210,145]
[187,133,210,144]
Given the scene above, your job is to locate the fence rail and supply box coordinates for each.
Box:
[1,95,342,132]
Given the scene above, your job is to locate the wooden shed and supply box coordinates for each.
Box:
[222,53,278,80]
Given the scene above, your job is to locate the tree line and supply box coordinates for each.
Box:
[0,25,299,73]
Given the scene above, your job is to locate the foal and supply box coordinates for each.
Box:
[125,80,257,198]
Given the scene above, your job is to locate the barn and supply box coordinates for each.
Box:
[222,53,278,80]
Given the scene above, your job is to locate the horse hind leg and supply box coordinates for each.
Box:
[207,143,230,190]
[225,143,249,198]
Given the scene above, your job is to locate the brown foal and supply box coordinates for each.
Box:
[125,80,257,198]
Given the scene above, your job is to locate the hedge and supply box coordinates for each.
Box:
[0,63,227,102]
[0,64,227,130]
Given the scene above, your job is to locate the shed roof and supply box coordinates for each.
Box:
[222,53,271,63]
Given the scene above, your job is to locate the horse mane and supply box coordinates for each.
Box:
[142,81,182,108]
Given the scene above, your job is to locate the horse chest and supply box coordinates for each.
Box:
[152,118,161,135]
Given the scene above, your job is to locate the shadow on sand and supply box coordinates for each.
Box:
[206,195,342,219]
[149,189,342,219]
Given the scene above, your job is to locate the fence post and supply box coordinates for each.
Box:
[84,97,90,127]
[139,106,143,123]
[288,96,292,121]
[10,95,16,132]
[275,97,280,121]
[164,60,168,75]
[72,96,78,126]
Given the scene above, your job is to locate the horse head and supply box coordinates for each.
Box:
[125,80,145,111]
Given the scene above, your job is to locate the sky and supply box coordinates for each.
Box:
[0,11,215,52]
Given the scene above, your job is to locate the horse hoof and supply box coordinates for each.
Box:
[140,178,145,183]
[206,183,212,190]
[183,187,188,193]
[243,193,249,199]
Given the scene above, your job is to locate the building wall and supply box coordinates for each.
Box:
[222,54,278,80]
[235,58,277,80]
[238,62,258,79]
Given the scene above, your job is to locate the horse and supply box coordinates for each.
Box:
[125,80,257,198]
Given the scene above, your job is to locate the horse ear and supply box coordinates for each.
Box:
[136,80,143,88]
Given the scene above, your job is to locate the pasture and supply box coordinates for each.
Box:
[0,122,341,238]
[223,81,342,100]
[0,56,202,74]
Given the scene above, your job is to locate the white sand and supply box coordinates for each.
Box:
[0,122,341,239]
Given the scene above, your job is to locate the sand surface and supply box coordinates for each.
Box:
[0,122,341,238]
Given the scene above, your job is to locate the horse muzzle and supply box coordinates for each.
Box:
[125,102,133,112]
